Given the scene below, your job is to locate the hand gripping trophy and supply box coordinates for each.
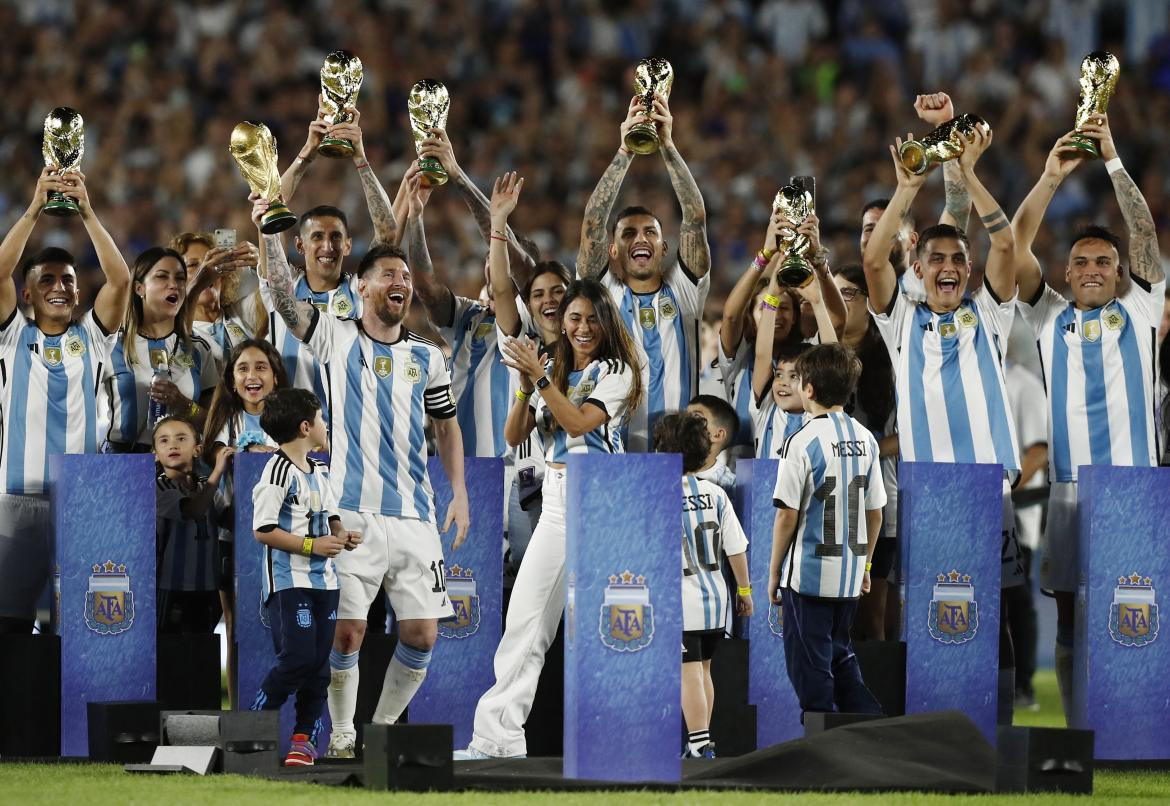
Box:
[1066,51,1120,157]
[42,107,84,216]
[317,50,363,158]
[897,114,989,176]
[773,182,816,288]
[408,79,450,187]
[624,58,674,155]
[229,121,297,234]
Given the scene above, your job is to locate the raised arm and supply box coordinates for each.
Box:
[721,211,780,356]
[955,124,1015,300]
[488,173,525,338]
[797,212,846,335]
[400,168,453,326]
[70,173,132,333]
[280,102,328,203]
[0,169,69,323]
[652,93,710,277]
[914,93,972,231]
[576,96,643,278]
[323,108,398,246]
[862,141,926,312]
[794,268,839,346]
[1010,133,1085,301]
[253,195,314,341]
[751,257,783,403]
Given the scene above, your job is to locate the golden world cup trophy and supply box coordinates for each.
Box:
[318,50,363,158]
[42,107,84,216]
[229,122,297,234]
[773,182,815,288]
[407,79,450,187]
[898,113,988,175]
[624,58,674,155]
[1067,51,1120,157]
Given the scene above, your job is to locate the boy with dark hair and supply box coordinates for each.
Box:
[686,393,739,492]
[250,387,361,766]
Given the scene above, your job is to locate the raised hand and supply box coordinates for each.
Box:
[619,95,643,154]
[1075,113,1119,161]
[957,121,993,172]
[890,135,928,188]
[405,168,432,217]
[325,106,366,161]
[1045,131,1088,179]
[650,91,674,149]
[249,192,270,231]
[500,335,545,383]
[300,97,330,157]
[796,212,823,256]
[418,127,459,176]
[490,172,525,222]
[914,92,954,126]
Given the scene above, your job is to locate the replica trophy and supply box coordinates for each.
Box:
[42,107,84,216]
[317,50,363,158]
[898,113,988,176]
[408,79,450,187]
[773,177,815,288]
[229,122,297,234]
[1066,51,1120,157]
[624,58,674,155]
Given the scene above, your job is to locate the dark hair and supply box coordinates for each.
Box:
[521,260,572,302]
[203,339,289,446]
[516,235,542,264]
[299,205,349,233]
[124,246,193,366]
[1070,225,1122,255]
[862,198,915,230]
[611,205,661,237]
[774,341,814,365]
[260,387,322,445]
[151,414,199,446]
[795,344,862,408]
[357,243,409,278]
[653,412,711,474]
[743,284,802,353]
[688,394,739,451]
[19,246,76,282]
[832,263,896,429]
[917,223,970,257]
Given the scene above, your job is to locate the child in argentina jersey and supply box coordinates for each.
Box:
[0,308,116,494]
[752,343,813,460]
[533,358,637,461]
[681,474,749,632]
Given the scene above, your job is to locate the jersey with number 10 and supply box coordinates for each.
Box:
[681,475,748,632]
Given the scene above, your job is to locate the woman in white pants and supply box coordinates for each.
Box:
[456,278,644,759]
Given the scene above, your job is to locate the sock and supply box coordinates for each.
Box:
[372,642,432,725]
[1054,636,1074,725]
[327,649,360,740]
[687,729,710,755]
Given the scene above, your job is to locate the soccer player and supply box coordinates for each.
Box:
[575,92,710,450]
[686,394,739,494]
[0,168,130,633]
[1010,115,1163,720]
[768,344,885,717]
[863,122,1023,722]
[254,199,470,760]
[250,388,361,767]
[653,411,751,759]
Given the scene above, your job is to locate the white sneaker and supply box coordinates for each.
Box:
[453,746,526,760]
[326,733,356,759]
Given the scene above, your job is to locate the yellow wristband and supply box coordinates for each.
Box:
[302,537,314,557]
[761,247,776,260]
[762,294,782,308]
[188,400,200,419]
[737,585,752,596]
[515,389,531,402]
[865,562,873,572]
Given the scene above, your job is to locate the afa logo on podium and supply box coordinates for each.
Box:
[928,570,978,645]
[1108,573,1159,647]
[600,570,653,652]
[440,565,480,640]
[84,560,135,635]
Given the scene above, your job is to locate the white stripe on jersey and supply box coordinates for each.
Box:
[0,309,116,494]
[253,452,339,597]
[716,339,757,450]
[305,311,455,521]
[1019,280,1163,481]
[872,283,1020,473]
[753,395,809,459]
[532,358,635,462]
[194,313,254,378]
[772,412,886,599]
[600,263,709,451]
[441,297,516,459]
[681,475,748,632]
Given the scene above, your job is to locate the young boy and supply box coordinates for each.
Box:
[753,342,813,459]
[768,343,884,717]
[654,412,752,759]
[250,388,361,767]
[686,394,739,493]
[154,416,233,633]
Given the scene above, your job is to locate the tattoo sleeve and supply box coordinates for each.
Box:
[405,212,434,277]
[942,160,971,232]
[1110,168,1163,284]
[359,165,397,246]
[576,150,632,278]
[262,234,308,335]
[660,144,710,276]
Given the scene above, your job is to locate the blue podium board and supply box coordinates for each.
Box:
[411,457,504,748]
[1075,466,1170,760]
[51,454,156,757]
[736,459,802,747]
[901,462,1001,744]
[565,454,681,782]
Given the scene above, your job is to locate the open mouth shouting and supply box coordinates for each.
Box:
[164,291,182,307]
[241,380,266,401]
[387,290,407,305]
[629,245,654,268]
[935,275,960,297]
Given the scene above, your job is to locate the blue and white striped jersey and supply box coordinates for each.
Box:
[1018,279,1163,482]
[441,296,513,459]
[753,396,809,460]
[252,452,339,598]
[156,471,223,592]
[0,308,116,494]
[872,282,1020,473]
[532,358,635,463]
[716,339,757,451]
[681,475,748,632]
[194,313,253,376]
[773,412,886,599]
[601,263,709,451]
[304,311,456,520]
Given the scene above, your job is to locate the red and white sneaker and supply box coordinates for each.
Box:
[284,733,317,767]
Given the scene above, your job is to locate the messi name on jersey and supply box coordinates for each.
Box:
[600,570,654,652]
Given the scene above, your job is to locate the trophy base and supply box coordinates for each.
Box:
[418,158,448,187]
[897,141,932,176]
[1064,134,1100,158]
[317,137,355,159]
[776,256,814,289]
[260,202,298,235]
[624,125,660,156]
[43,192,79,217]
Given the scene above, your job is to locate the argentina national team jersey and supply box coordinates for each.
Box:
[194,313,253,376]
[716,339,757,450]
[1019,278,1163,481]
[681,475,748,632]
[773,412,886,599]
[304,310,456,521]
[601,263,709,451]
[532,358,635,463]
[441,296,514,458]
[156,471,221,591]
[0,308,116,494]
[753,395,809,459]
[252,452,339,598]
[872,282,1020,473]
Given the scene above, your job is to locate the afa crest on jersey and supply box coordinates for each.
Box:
[1109,573,1159,647]
[64,333,86,358]
[599,570,653,652]
[332,296,354,318]
[927,570,978,645]
[84,561,135,635]
[768,601,784,638]
[439,565,480,639]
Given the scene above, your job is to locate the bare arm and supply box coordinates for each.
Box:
[940,161,971,231]
[768,507,798,604]
[577,149,633,279]
[0,169,66,323]
[752,258,782,403]
[504,388,537,447]
[862,141,925,314]
[956,126,1015,300]
[861,507,883,594]
[488,173,525,338]
[260,229,314,342]
[71,174,132,333]
[726,550,754,616]
[799,212,845,335]
[432,416,471,549]
[720,211,778,356]
[1019,443,1048,487]
[652,93,710,277]
[280,109,328,203]
[358,163,397,247]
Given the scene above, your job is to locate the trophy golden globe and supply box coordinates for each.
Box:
[898,113,988,175]
[229,122,297,234]
[773,183,815,288]
[318,50,363,158]
[1067,51,1120,157]
[42,107,84,217]
[624,58,674,155]
[408,79,450,187]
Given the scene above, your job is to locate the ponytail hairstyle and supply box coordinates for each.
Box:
[203,339,289,446]
[122,246,194,366]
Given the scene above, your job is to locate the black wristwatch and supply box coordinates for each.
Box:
[536,375,551,391]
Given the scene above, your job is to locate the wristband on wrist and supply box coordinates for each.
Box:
[354,161,371,172]
[515,388,530,402]
[759,301,777,312]
[865,562,873,572]
[187,400,200,419]
[762,293,782,308]
[737,585,752,596]
[752,251,770,271]
[490,235,508,243]
[1104,157,1124,175]
[302,537,315,557]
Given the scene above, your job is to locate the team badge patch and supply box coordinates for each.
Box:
[939,322,958,340]
[403,359,422,384]
[226,323,246,341]
[576,379,596,399]
[296,608,312,628]
[313,301,329,313]
[373,355,392,378]
[332,296,354,317]
[927,570,978,644]
[768,601,784,638]
[638,307,656,330]
[439,565,480,639]
[658,298,678,320]
[956,307,978,329]
[1103,309,1124,331]
[85,561,135,635]
[599,570,654,652]
[1109,573,1159,647]
[64,334,85,357]
[171,351,196,370]
[149,348,170,371]
[1082,320,1101,342]
[474,322,494,343]
[43,346,62,366]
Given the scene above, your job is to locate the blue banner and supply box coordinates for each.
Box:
[1075,466,1170,760]
[901,462,1001,744]
[736,459,803,748]
[51,454,156,757]
[411,457,503,748]
[564,454,681,782]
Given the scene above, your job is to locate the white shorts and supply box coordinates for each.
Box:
[1040,481,1078,593]
[334,509,455,622]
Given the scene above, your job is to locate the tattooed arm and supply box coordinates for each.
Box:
[280,108,328,203]
[576,96,643,279]
[261,233,314,342]
[357,163,397,247]
[401,170,454,326]
[940,161,971,232]
[653,94,710,278]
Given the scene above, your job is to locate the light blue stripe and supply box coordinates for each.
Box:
[306,473,328,590]
[971,315,1017,471]
[409,346,432,519]
[798,438,827,594]
[340,338,370,510]
[43,336,67,488]
[370,343,402,514]
[667,286,692,410]
[6,331,32,493]
[1050,307,1074,480]
[79,325,97,454]
[639,295,666,435]
[1080,310,1112,465]
[937,313,975,463]
[111,340,138,443]
[906,305,934,461]
[1115,307,1152,467]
